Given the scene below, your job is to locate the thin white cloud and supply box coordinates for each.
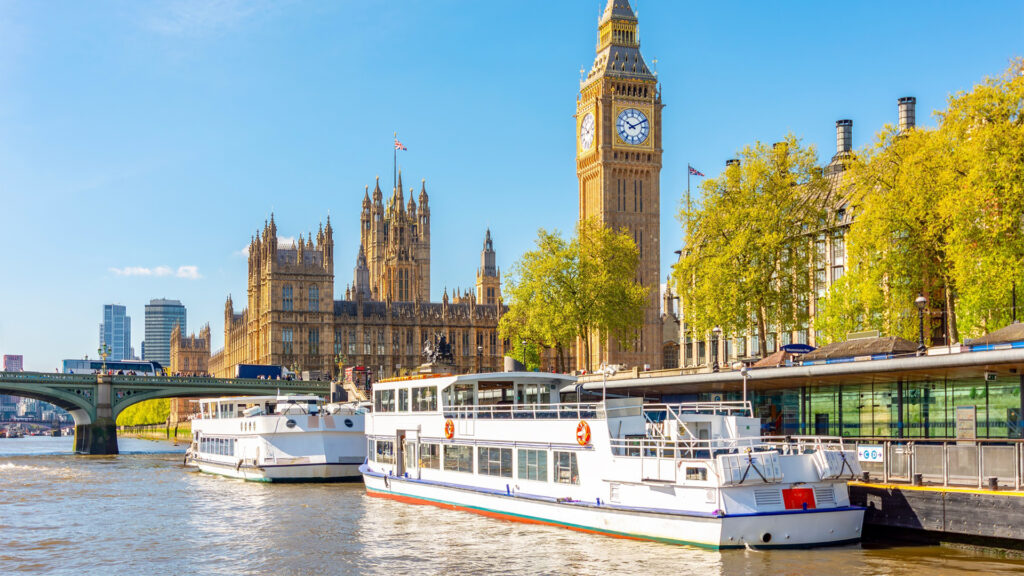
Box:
[145,0,289,38]
[109,265,202,279]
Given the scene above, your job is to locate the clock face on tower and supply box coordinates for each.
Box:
[579,113,595,151]
[616,108,649,145]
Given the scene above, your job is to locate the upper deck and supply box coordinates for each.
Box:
[197,394,322,419]
[372,372,577,416]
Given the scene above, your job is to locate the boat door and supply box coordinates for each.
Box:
[395,430,406,477]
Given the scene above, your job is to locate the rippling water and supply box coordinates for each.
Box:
[2,436,1024,575]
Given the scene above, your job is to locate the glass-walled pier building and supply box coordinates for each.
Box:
[583,327,1024,440]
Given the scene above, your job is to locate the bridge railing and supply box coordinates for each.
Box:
[0,372,97,384]
[0,371,329,389]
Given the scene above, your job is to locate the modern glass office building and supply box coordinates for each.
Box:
[99,304,131,361]
[143,298,186,367]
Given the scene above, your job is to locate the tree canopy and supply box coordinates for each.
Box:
[818,58,1024,343]
[499,219,647,372]
[672,134,830,354]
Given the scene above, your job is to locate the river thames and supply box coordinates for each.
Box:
[1,437,1023,575]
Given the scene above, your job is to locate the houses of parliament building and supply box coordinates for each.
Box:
[208,172,506,379]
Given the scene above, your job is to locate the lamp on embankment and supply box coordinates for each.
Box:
[915,294,928,355]
[711,326,722,373]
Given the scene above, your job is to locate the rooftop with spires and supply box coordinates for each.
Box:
[583,0,655,87]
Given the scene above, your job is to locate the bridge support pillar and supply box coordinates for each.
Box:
[74,375,119,455]
[73,417,118,455]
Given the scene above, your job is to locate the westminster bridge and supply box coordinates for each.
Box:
[0,371,330,454]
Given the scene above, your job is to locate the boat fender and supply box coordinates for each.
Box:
[236,460,242,472]
[384,476,390,490]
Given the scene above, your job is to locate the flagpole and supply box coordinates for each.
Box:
[393,131,397,196]
[686,164,692,228]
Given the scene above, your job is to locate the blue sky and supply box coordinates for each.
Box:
[1,0,1021,371]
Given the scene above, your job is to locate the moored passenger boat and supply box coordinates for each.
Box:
[188,394,366,482]
[361,372,865,549]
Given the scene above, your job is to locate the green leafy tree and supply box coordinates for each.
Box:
[940,58,1024,336]
[499,219,647,372]
[673,134,829,354]
[823,125,956,343]
[116,398,170,426]
[819,58,1024,343]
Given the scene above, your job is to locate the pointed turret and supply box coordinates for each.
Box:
[407,194,417,216]
[372,176,383,205]
[418,178,429,207]
[362,185,371,212]
[353,243,371,300]
[583,0,654,88]
[476,228,501,305]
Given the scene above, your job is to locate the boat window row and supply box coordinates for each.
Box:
[374,386,438,413]
[371,439,578,485]
[200,436,236,457]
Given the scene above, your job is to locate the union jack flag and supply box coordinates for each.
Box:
[688,165,705,177]
[394,138,407,151]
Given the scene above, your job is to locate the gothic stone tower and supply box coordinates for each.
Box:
[475,229,501,305]
[576,0,662,371]
[360,172,431,302]
[246,214,336,373]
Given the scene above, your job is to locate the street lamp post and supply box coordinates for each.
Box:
[915,294,928,355]
[600,363,618,402]
[334,353,345,381]
[97,344,111,374]
[733,361,749,410]
[711,326,722,373]
[477,345,483,373]
[521,340,527,371]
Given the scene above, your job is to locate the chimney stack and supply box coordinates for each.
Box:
[836,119,853,154]
[898,97,916,132]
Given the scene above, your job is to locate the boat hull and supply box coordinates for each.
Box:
[197,458,362,482]
[361,466,863,549]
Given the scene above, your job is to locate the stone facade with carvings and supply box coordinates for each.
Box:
[210,179,506,379]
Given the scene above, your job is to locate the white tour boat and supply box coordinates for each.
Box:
[361,372,865,549]
[187,394,367,482]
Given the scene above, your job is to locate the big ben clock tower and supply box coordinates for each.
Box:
[577,0,663,372]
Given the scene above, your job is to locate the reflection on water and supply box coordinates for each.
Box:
[1,437,1023,575]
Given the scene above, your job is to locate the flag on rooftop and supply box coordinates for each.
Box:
[688,165,705,177]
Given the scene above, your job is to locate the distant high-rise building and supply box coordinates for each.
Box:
[99,304,132,361]
[144,299,186,367]
[3,355,23,372]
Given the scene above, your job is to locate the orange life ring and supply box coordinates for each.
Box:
[444,419,455,439]
[576,420,591,446]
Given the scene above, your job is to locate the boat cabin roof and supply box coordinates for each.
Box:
[372,371,575,393]
[195,394,322,404]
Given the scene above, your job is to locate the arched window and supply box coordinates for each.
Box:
[283,285,293,311]
[308,285,319,311]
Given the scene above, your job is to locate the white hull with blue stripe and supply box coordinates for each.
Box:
[188,394,367,482]
[362,372,865,549]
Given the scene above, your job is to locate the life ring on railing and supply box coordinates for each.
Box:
[444,419,455,439]
[576,420,591,446]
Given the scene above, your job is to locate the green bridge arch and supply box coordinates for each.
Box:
[0,371,330,454]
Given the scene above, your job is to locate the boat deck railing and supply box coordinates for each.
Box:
[443,401,645,421]
[645,401,754,418]
[609,434,850,460]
